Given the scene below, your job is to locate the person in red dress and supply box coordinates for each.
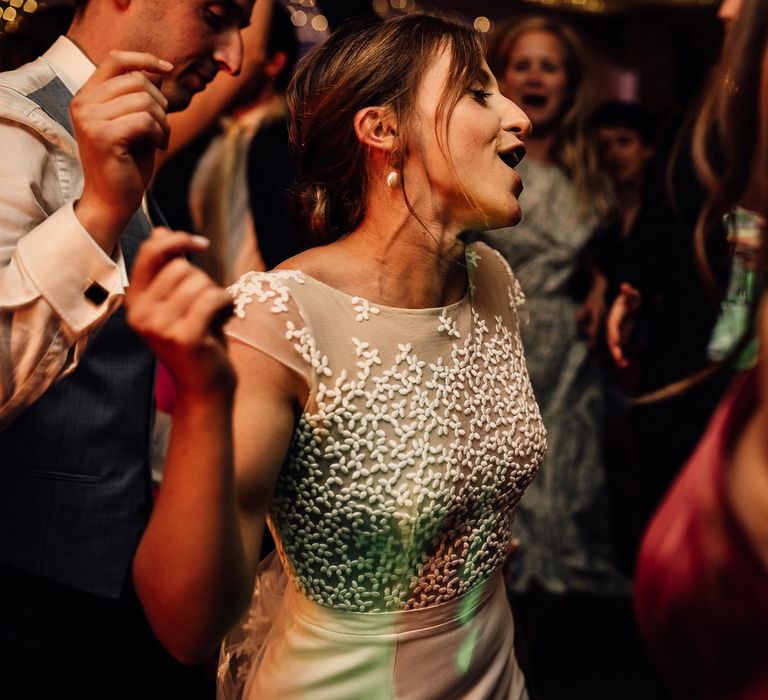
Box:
[634,0,768,697]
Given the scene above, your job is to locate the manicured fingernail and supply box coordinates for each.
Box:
[159,60,174,71]
[191,235,210,247]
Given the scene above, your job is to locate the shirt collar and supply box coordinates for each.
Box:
[41,36,96,96]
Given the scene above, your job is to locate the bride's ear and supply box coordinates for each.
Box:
[353,106,399,155]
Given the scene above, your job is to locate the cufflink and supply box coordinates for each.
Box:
[84,279,109,306]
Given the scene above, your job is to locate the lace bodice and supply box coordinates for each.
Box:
[225,243,545,613]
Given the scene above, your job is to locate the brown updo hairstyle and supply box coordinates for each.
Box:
[487,16,612,219]
[288,13,486,246]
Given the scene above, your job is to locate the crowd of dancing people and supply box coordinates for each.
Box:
[0,0,766,697]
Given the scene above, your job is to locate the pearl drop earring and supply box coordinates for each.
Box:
[386,170,401,189]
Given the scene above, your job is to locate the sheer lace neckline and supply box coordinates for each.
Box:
[282,269,471,316]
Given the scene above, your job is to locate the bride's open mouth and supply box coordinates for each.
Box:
[499,144,527,169]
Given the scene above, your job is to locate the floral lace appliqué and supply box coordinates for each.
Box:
[228,270,305,317]
[437,309,461,338]
[286,321,332,377]
[351,297,381,322]
[270,296,546,613]
[466,248,481,295]
[225,248,546,616]
[508,277,526,310]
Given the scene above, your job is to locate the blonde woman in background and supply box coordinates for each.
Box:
[471,16,659,699]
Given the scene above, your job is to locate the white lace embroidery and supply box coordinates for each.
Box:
[228,270,305,317]
[465,249,481,270]
[286,321,332,377]
[437,309,461,338]
[508,277,526,310]
[351,296,381,322]
[466,248,481,295]
[229,258,545,614]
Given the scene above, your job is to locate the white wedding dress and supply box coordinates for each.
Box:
[218,242,546,699]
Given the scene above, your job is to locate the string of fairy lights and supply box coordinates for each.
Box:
[284,0,440,45]
[0,0,720,38]
[0,0,38,34]
[284,0,720,40]
[283,0,493,48]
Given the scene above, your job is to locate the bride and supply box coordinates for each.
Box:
[126,12,545,699]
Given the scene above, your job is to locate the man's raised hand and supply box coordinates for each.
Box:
[71,51,172,253]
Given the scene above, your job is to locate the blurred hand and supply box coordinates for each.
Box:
[126,228,236,400]
[576,290,607,347]
[71,51,172,252]
[606,283,642,369]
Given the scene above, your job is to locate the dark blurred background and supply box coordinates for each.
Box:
[1,0,723,125]
[330,0,723,122]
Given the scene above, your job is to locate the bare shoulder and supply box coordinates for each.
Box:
[275,244,332,277]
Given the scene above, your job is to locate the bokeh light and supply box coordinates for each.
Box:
[290,9,308,27]
[473,16,491,32]
[311,13,328,32]
[0,0,36,34]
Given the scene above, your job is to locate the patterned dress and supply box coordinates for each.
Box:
[218,242,546,699]
[474,159,628,595]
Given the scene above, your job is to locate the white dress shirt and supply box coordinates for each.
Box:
[0,36,129,429]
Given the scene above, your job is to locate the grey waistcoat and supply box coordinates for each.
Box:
[0,76,156,599]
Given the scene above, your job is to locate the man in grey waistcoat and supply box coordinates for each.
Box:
[0,0,253,696]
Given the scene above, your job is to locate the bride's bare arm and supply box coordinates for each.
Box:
[230,338,304,592]
[127,228,297,664]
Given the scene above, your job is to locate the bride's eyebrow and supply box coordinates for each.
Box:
[471,68,494,87]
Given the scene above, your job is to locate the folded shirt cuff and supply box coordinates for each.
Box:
[15,201,126,335]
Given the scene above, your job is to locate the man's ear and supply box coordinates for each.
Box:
[353,106,398,154]
[264,50,288,80]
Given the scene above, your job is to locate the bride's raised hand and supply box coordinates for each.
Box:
[126,227,236,400]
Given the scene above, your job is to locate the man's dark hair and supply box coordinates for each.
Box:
[72,0,89,13]
[593,100,656,146]
[268,2,299,93]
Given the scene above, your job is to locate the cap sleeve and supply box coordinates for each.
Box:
[224,270,311,384]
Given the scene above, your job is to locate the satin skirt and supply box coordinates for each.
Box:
[231,567,527,700]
